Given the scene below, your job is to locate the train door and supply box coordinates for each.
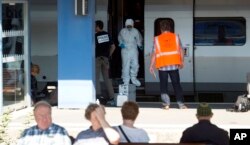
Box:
[107,0,145,80]
[144,0,194,95]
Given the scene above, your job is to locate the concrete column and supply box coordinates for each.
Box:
[58,0,96,108]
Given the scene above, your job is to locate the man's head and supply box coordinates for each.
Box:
[121,101,139,121]
[31,64,40,76]
[85,103,100,120]
[125,19,134,30]
[85,103,106,130]
[95,20,104,32]
[160,20,171,32]
[34,101,52,130]
[196,102,213,120]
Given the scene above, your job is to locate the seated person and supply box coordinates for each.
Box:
[17,101,72,145]
[180,102,229,145]
[31,64,49,103]
[31,64,39,103]
[114,101,150,143]
[74,103,120,145]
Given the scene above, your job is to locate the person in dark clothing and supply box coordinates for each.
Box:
[31,64,40,103]
[31,64,48,103]
[149,20,187,109]
[180,103,229,145]
[95,20,116,104]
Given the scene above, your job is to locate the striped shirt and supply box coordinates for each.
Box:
[159,64,179,71]
[17,123,71,145]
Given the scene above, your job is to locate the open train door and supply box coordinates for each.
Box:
[144,0,194,96]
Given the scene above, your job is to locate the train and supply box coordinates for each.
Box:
[31,0,250,102]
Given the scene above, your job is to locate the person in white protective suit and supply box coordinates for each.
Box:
[118,19,143,86]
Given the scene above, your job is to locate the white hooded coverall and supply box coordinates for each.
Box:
[118,19,143,86]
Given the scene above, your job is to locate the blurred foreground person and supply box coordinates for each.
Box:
[74,103,120,145]
[17,101,71,145]
[114,101,149,143]
[180,102,229,145]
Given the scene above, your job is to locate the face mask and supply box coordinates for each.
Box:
[127,26,132,31]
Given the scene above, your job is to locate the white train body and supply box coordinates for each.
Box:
[31,0,250,101]
[144,0,250,100]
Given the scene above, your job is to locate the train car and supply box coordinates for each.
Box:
[143,0,250,102]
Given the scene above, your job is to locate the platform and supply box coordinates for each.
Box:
[5,102,250,144]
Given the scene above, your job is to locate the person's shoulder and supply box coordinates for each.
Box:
[96,31,108,35]
[51,123,66,128]
[136,128,149,136]
[123,125,148,134]
[212,123,228,133]
[166,32,177,37]
[76,128,91,137]
[20,125,38,137]
[182,123,198,133]
[102,31,109,34]
[75,128,96,142]
[51,123,69,134]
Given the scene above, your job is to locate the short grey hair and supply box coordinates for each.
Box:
[34,101,51,112]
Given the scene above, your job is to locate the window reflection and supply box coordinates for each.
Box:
[195,17,246,46]
[2,3,25,107]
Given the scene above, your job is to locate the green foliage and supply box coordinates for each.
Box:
[0,111,11,145]
[0,109,34,145]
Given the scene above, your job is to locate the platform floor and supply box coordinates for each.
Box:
[5,102,250,143]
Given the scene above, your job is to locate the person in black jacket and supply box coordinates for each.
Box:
[95,20,116,104]
[180,103,229,145]
[31,64,40,103]
[31,64,48,104]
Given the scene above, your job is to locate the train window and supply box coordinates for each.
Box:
[195,17,246,46]
[154,18,174,36]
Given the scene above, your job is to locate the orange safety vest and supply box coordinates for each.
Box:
[154,32,182,69]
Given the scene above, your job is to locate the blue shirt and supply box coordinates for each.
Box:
[17,123,71,145]
[74,126,109,144]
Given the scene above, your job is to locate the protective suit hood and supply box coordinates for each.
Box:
[125,19,134,27]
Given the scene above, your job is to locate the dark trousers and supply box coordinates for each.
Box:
[159,69,184,103]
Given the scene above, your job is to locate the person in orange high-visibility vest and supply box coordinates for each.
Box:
[149,20,187,109]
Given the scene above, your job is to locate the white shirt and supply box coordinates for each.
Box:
[114,125,150,143]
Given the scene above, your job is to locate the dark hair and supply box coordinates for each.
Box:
[96,20,104,29]
[85,103,99,120]
[121,101,139,121]
[160,20,171,31]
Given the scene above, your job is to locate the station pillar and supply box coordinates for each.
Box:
[57,0,96,108]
